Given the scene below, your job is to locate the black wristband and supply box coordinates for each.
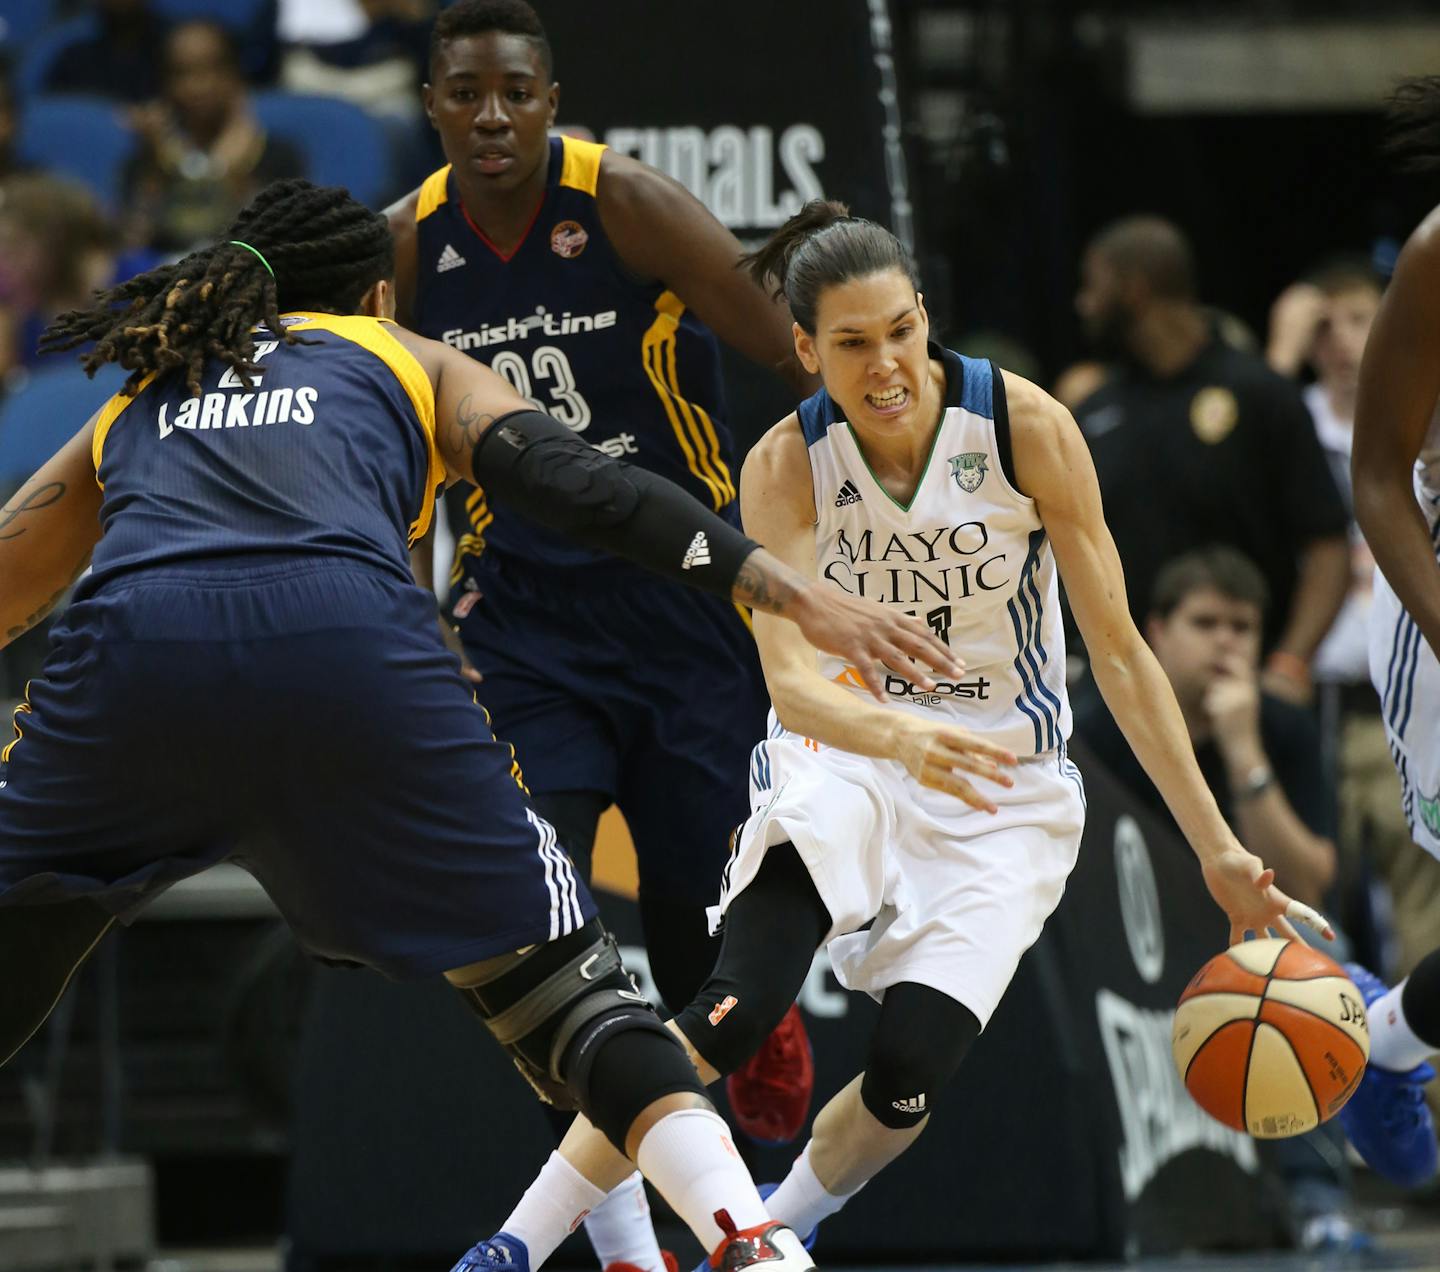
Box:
[471,409,759,599]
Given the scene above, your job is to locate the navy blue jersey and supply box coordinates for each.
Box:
[412,135,735,577]
[82,313,443,595]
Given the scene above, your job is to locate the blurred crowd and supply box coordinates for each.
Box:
[0,0,1432,1257]
[1055,215,1427,1252]
[0,0,440,383]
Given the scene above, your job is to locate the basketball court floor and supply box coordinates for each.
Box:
[147,1195,1440,1272]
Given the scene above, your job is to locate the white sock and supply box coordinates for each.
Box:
[500,1150,608,1269]
[1370,979,1440,1072]
[764,1142,861,1237]
[634,1108,770,1255]
[582,1172,666,1272]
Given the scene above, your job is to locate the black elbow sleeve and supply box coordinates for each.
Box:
[470,409,759,597]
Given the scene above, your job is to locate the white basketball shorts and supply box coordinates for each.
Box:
[1370,559,1440,860]
[710,714,1086,1028]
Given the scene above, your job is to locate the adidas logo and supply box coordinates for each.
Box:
[682,531,711,569]
[891,1094,927,1114]
[835,479,863,507]
[436,243,466,273]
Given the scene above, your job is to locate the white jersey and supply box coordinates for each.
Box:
[1369,406,1440,857]
[799,349,1070,757]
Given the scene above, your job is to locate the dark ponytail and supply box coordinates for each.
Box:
[41,179,394,397]
[741,199,919,333]
[1385,76,1440,173]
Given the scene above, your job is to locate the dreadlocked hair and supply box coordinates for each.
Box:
[41,179,395,397]
[1385,76,1440,173]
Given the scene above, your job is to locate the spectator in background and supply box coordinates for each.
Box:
[1073,547,1360,1252]
[1053,359,1107,412]
[43,0,168,104]
[124,22,304,255]
[0,66,31,183]
[1072,215,1350,701]
[0,174,117,380]
[1268,260,1440,995]
[1076,548,1336,904]
[278,0,433,123]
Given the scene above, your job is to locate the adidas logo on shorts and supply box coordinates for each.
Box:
[891,1094,927,1114]
[835,479,863,507]
[682,531,711,569]
[437,243,467,273]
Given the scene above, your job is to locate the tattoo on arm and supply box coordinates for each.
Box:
[0,481,66,541]
[732,551,801,615]
[3,550,90,642]
[6,584,69,641]
[441,395,496,461]
[4,556,88,642]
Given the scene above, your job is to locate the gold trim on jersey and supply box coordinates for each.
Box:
[559,137,606,196]
[449,485,495,584]
[476,693,526,792]
[416,165,452,222]
[282,312,444,545]
[2,681,32,763]
[91,374,157,488]
[641,291,735,510]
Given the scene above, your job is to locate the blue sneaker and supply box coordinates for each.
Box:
[450,1232,530,1272]
[1298,1212,1375,1255]
[1336,963,1439,1189]
[691,1185,817,1272]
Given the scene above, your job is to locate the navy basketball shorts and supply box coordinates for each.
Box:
[452,554,770,907]
[0,560,594,978]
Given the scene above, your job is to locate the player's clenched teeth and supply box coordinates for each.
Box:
[866,386,908,411]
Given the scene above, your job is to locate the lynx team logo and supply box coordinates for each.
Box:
[949,451,988,493]
[550,220,589,258]
[1419,788,1440,841]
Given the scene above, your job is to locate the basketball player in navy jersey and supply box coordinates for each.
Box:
[388,6,814,1262]
[0,180,960,1272]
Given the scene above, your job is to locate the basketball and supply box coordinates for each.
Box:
[1171,938,1370,1139]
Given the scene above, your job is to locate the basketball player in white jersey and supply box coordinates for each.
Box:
[449,203,1328,1272]
[1327,76,1440,1190]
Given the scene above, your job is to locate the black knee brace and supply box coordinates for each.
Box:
[673,842,828,1075]
[455,920,680,1115]
[1401,947,1440,1049]
[860,984,981,1129]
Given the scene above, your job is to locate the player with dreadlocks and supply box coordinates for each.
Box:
[0,178,961,1271]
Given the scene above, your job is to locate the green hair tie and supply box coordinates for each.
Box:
[228,240,275,278]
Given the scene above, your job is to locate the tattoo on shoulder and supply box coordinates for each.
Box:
[441,394,496,460]
[0,481,66,541]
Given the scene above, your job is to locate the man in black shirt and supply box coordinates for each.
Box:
[1072,215,1349,703]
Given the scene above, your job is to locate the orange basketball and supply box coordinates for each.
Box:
[1171,938,1370,1139]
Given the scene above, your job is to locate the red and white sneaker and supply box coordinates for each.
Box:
[708,1217,814,1272]
[725,1004,814,1145]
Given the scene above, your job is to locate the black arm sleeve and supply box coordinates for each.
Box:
[470,409,760,599]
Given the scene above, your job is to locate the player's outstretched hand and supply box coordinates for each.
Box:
[1201,843,1335,946]
[787,584,965,701]
[892,717,1017,813]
